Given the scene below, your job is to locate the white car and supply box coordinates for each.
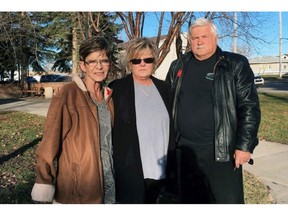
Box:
[254,74,265,88]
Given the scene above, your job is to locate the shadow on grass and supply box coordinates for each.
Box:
[0,98,23,105]
[0,137,41,165]
[0,173,36,204]
[0,137,42,204]
[260,92,288,102]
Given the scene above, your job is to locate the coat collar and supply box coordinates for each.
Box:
[73,75,113,103]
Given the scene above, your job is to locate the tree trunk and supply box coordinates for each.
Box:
[72,26,79,76]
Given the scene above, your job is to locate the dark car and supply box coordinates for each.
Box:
[54,75,72,82]
[26,77,38,83]
[40,74,62,82]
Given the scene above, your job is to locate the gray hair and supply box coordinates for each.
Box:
[188,18,218,38]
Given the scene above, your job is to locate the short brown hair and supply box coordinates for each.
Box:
[79,36,112,61]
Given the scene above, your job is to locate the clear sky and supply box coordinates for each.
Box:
[2,0,288,59]
[245,12,288,57]
[219,12,288,58]
[117,11,288,58]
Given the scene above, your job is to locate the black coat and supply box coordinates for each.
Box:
[165,47,261,162]
[109,74,176,204]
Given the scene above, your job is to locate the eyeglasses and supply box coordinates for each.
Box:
[84,59,110,67]
[130,58,155,65]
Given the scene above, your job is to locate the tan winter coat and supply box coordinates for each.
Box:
[31,75,114,204]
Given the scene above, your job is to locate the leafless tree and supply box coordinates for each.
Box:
[70,12,121,77]
[0,12,44,85]
[206,12,270,57]
[116,12,191,70]
[116,11,271,71]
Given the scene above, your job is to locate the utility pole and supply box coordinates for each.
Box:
[233,12,237,53]
[279,11,283,78]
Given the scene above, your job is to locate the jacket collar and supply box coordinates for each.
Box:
[73,75,113,103]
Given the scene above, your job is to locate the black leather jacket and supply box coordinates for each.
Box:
[165,47,261,162]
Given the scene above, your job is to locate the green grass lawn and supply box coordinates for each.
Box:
[258,93,288,144]
[0,111,45,203]
[1,92,287,204]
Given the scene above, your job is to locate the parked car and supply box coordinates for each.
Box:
[40,74,62,82]
[54,75,72,82]
[33,75,41,83]
[26,76,38,83]
[254,74,265,88]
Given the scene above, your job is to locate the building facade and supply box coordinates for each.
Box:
[249,54,288,75]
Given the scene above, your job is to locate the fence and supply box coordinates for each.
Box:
[22,82,69,98]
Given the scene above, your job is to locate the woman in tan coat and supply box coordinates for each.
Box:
[31,36,115,204]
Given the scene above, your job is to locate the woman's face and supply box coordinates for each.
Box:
[129,48,155,83]
[79,50,110,83]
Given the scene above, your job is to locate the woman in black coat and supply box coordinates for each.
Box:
[109,38,176,204]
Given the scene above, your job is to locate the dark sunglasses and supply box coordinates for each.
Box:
[130,58,155,65]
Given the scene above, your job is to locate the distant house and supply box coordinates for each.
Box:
[154,33,188,80]
[249,54,288,75]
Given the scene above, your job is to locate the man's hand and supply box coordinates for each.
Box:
[234,149,252,169]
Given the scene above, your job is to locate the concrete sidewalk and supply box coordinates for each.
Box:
[1,96,288,204]
[0,97,51,117]
[244,140,288,204]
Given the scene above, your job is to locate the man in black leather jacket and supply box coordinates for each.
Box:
[165,18,261,204]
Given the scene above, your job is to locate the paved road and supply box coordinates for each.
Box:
[1,96,288,204]
[258,79,288,94]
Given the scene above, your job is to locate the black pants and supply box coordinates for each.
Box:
[144,178,165,204]
[178,143,244,204]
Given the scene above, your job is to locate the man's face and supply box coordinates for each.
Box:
[189,25,218,61]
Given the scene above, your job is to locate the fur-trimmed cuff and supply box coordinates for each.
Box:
[31,183,55,203]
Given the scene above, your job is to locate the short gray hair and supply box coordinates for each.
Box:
[188,18,218,38]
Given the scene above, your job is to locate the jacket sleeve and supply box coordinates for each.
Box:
[165,59,177,91]
[235,55,261,153]
[31,93,70,202]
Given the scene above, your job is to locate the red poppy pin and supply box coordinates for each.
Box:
[104,87,112,101]
[177,70,182,77]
